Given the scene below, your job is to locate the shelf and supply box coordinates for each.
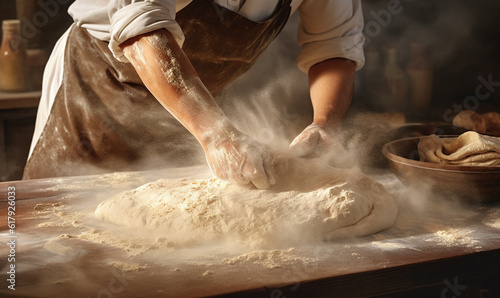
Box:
[0,90,41,110]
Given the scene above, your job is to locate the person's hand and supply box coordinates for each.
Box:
[289,123,336,158]
[203,127,276,189]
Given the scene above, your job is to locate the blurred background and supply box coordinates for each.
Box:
[354,0,500,120]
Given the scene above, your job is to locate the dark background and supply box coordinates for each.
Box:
[355,0,500,121]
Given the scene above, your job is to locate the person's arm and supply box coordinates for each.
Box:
[120,29,276,189]
[120,29,223,140]
[290,58,356,157]
[309,58,355,127]
[291,0,363,158]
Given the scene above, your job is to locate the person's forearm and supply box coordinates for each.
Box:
[120,29,231,147]
[121,29,275,189]
[308,58,356,127]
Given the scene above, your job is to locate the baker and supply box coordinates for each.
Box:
[23,0,365,189]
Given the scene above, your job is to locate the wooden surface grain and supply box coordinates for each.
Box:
[0,167,499,297]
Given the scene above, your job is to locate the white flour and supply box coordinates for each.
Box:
[483,209,500,229]
[221,248,315,269]
[425,228,480,248]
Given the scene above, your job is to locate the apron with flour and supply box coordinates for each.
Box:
[23,0,292,179]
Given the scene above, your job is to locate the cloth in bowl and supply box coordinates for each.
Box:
[418,131,500,166]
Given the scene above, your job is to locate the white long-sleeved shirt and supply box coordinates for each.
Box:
[68,0,365,72]
[29,0,365,157]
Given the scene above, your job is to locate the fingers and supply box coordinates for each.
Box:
[248,166,271,189]
[289,123,340,159]
[204,130,277,189]
[247,152,276,190]
[289,127,320,158]
[263,152,277,186]
[230,172,251,186]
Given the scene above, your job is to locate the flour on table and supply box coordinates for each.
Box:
[483,209,500,229]
[95,158,398,247]
[44,237,74,255]
[221,248,315,269]
[425,228,480,248]
[485,218,500,229]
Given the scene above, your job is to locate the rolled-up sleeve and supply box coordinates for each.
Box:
[108,0,184,62]
[297,0,365,72]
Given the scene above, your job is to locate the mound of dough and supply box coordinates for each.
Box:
[418,131,500,166]
[95,158,398,247]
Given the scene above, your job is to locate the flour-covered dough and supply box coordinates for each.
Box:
[418,131,500,166]
[95,158,398,247]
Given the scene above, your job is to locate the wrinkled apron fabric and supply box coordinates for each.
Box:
[23,0,291,179]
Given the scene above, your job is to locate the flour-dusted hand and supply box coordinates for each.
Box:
[202,125,276,190]
[289,123,337,158]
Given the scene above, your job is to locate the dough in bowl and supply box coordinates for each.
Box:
[418,131,500,166]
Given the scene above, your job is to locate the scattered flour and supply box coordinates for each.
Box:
[485,219,500,229]
[109,261,149,272]
[221,248,314,269]
[369,241,408,250]
[426,228,480,248]
[74,229,161,256]
[34,202,61,211]
[202,270,214,276]
[483,209,500,229]
[44,238,74,255]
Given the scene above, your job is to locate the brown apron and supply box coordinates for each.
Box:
[23,0,292,179]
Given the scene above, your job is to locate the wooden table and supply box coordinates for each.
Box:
[1,168,499,297]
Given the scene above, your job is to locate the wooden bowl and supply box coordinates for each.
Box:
[382,136,500,203]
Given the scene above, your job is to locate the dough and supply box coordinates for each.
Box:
[483,112,500,136]
[95,158,398,247]
[418,131,500,166]
[453,110,488,133]
[453,110,500,136]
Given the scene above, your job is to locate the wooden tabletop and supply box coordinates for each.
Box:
[0,168,499,297]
